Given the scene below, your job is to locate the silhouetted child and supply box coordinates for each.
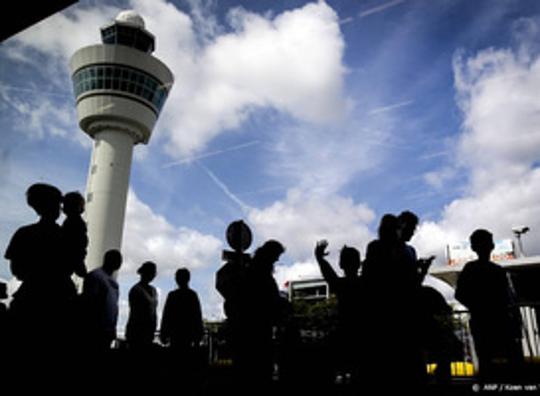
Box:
[314,240,362,382]
[455,229,523,379]
[61,191,88,279]
[126,261,158,351]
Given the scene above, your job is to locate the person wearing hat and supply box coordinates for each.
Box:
[125,261,158,351]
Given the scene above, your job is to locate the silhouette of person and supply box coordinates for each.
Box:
[239,240,285,391]
[455,229,523,378]
[314,240,363,382]
[215,220,252,386]
[59,192,89,348]
[126,261,158,351]
[81,249,123,352]
[61,191,88,280]
[275,295,302,388]
[4,183,68,350]
[160,268,203,350]
[216,220,252,322]
[398,210,435,284]
[360,213,425,391]
[361,214,401,300]
[160,268,204,393]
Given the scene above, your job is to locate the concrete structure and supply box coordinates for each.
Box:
[70,10,174,270]
[287,279,329,302]
[430,255,540,288]
[1,0,77,42]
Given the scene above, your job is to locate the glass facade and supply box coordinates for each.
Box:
[101,25,154,53]
[72,64,169,112]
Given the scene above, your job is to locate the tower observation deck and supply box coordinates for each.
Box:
[70,10,174,270]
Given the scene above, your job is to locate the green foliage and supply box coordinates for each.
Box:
[291,297,338,336]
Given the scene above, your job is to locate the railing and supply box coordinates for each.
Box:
[440,303,540,376]
[114,303,540,379]
[518,303,540,357]
[449,309,478,374]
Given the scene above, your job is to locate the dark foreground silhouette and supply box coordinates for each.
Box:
[2,186,539,394]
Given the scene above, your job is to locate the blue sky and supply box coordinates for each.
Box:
[2,0,540,322]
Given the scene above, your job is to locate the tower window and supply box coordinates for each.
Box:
[72,64,171,112]
[100,23,155,53]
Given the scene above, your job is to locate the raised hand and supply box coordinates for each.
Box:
[315,240,329,260]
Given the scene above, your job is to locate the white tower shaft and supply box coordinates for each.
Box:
[70,11,173,270]
[85,129,135,270]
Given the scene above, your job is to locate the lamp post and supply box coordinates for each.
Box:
[512,226,530,258]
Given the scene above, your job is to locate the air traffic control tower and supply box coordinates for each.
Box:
[70,10,174,270]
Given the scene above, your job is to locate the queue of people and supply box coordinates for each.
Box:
[1,182,528,394]
[216,214,526,393]
[0,183,205,389]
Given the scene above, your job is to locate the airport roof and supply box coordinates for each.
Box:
[430,255,540,287]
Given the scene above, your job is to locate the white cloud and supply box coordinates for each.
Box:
[423,167,456,190]
[121,190,223,275]
[416,23,540,264]
[274,259,321,290]
[0,85,88,147]
[2,4,117,146]
[268,120,389,195]
[4,0,349,160]
[4,5,119,88]
[248,188,375,263]
[1,0,351,318]
[199,279,226,321]
[8,7,115,59]
[157,0,349,157]
[453,46,540,190]
[416,169,540,263]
